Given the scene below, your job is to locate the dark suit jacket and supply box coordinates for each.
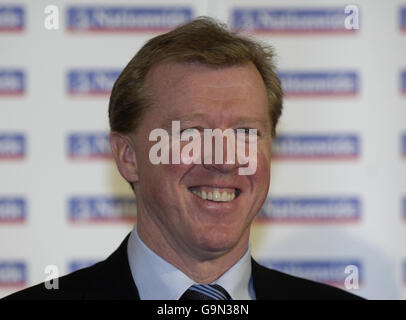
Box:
[3,234,362,300]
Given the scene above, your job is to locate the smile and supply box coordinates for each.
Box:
[188,186,241,202]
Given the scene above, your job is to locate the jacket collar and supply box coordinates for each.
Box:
[85,233,140,299]
[91,233,268,300]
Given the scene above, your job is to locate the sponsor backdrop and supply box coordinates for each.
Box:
[0,0,405,299]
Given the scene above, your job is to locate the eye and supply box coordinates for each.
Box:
[180,127,202,134]
[236,128,260,137]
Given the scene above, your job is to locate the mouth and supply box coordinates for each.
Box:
[188,186,241,202]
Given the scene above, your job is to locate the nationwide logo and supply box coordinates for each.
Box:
[67,6,192,32]
[0,6,24,32]
[0,262,26,287]
[272,134,360,159]
[258,196,361,223]
[0,197,26,223]
[400,7,406,32]
[404,261,406,284]
[279,71,359,97]
[0,70,25,95]
[401,70,406,95]
[231,7,357,33]
[402,196,406,221]
[67,196,137,222]
[0,133,26,159]
[68,260,98,273]
[261,260,362,288]
[67,70,120,96]
[67,132,111,159]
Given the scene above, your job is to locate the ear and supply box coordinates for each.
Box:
[110,131,139,184]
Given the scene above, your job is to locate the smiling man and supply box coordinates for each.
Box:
[5,17,361,300]
[118,61,271,298]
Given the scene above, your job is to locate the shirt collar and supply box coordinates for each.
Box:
[127,224,254,300]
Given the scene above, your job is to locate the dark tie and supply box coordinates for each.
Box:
[179,284,232,300]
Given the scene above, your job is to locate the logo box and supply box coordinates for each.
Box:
[0,197,26,223]
[67,132,111,159]
[400,7,406,31]
[0,133,26,159]
[231,8,357,33]
[0,262,26,287]
[67,196,137,222]
[0,6,24,31]
[402,197,406,220]
[67,6,192,32]
[272,134,360,159]
[279,71,359,97]
[258,196,361,223]
[0,70,25,95]
[68,260,99,273]
[261,260,362,287]
[403,261,406,284]
[67,70,120,96]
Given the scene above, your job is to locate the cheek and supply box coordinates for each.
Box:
[140,162,192,193]
[252,148,271,190]
[136,164,187,214]
[136,136,195,192]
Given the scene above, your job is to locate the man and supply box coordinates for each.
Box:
[5,17,361,300]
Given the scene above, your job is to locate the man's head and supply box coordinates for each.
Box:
[109,17,282,137]
[109,17,283,262]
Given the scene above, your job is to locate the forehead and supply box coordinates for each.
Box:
[143,61,269,125]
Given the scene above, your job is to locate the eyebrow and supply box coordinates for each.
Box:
[170,112,207,122]
[232,116,270,128]
[160,112,207,130]
[161,112,270,131]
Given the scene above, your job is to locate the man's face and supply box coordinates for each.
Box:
[132,62,272,259]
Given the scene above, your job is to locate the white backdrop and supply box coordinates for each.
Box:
[1,0,405,299]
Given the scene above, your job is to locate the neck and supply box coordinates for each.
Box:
[137,213,250,284]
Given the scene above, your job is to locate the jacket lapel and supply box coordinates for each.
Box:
[251,258,282,300]
[90,235,276,300]
[85,233,140,300]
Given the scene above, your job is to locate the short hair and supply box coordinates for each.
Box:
[108,16,283,137]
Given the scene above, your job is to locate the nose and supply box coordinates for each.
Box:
[203,158,240,173]
[201,131,241,173]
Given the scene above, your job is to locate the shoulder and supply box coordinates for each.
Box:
[3,261,105,300]
[251,259,364,300]
[3,234,139,300]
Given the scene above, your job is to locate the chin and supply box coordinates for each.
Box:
[193,225,244,254]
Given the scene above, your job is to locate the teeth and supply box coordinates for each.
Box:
[190,188,237,202]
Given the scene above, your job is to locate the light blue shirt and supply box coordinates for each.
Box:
[127,225,256,300]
